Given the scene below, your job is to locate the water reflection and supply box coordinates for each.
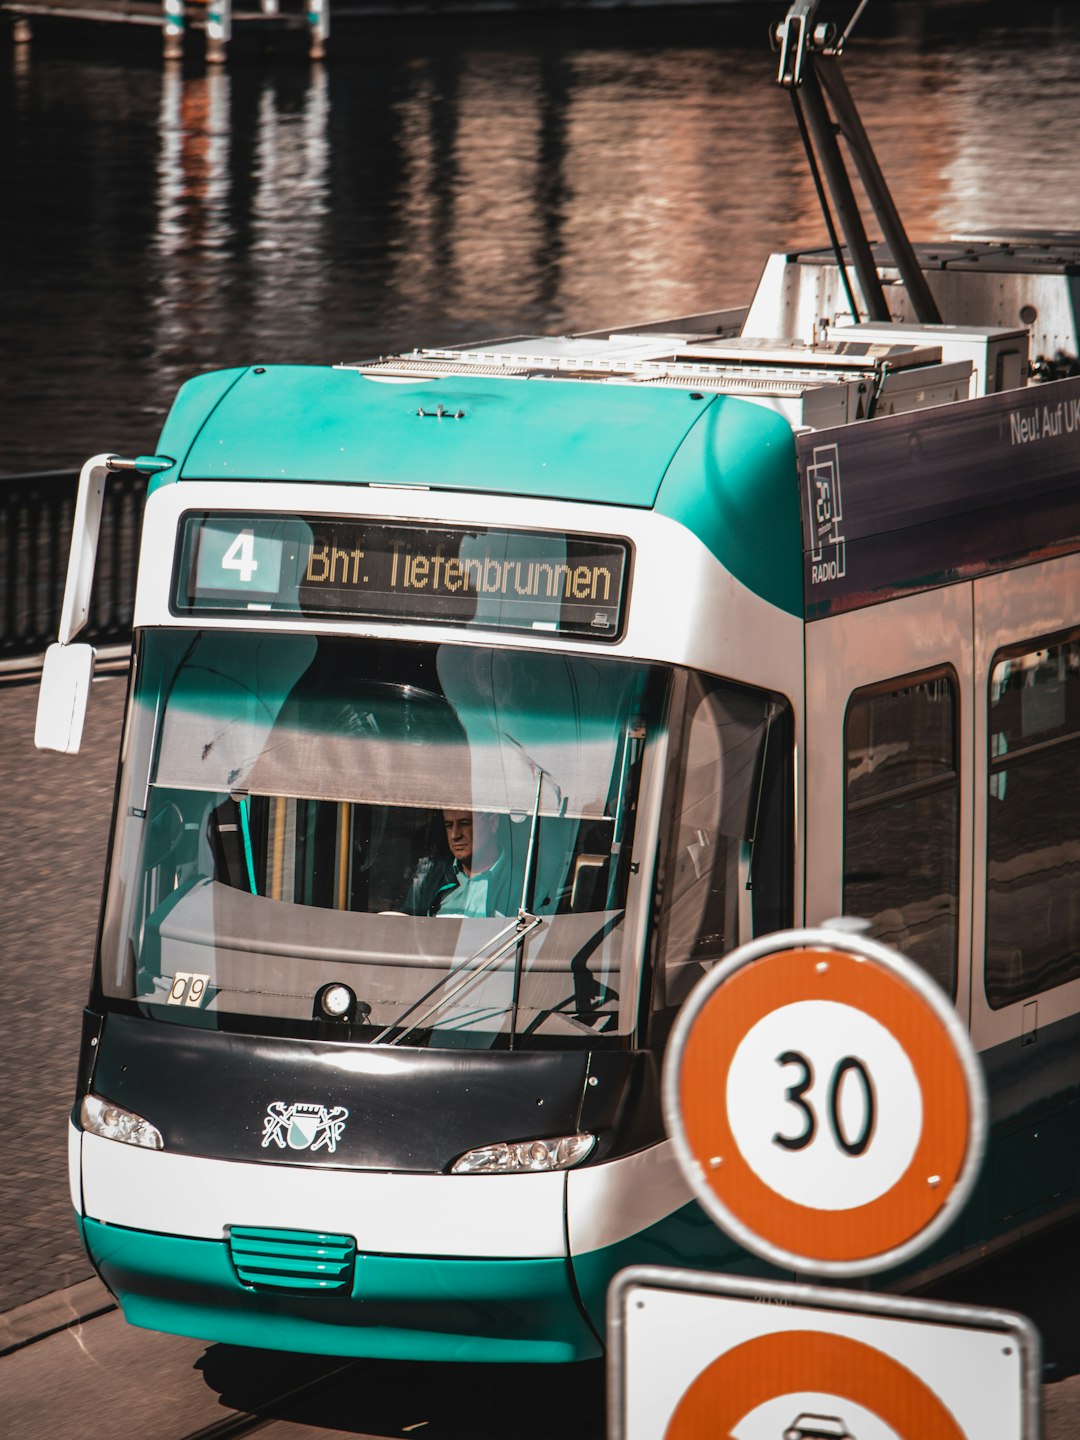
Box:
[249,65,330,328]
[443,53,550,324]
[156,63,234,369]
[935,36,1080,232]
[3,7,1080,471]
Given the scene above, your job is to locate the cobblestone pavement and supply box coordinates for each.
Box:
[0,674,126,1314]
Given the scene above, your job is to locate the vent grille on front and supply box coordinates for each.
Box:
[228,1226,356,1293]
[341,351,858,394]
[348,358,530,379]
[636,373,820,394]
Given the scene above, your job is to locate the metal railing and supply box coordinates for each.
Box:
[6,0,332,63]
[0,468,148,667]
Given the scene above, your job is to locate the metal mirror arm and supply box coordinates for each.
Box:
[36,451,173,755]
[772,0,941,327]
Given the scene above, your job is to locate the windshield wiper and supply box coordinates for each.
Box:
[373,909,542,1046]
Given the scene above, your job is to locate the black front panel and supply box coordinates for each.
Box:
[84,1014,671,1172]
[91,1014,590,1173]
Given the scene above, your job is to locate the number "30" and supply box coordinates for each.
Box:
[772,1051,876,1157]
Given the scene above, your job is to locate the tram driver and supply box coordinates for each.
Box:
[405,809,513,917]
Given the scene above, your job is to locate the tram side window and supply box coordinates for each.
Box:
[843,672,959,999]
[986,635,1080,1008]
[648,673,793,1042]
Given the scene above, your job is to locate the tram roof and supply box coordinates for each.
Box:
[156,363,765,505]
[151,362,806,616]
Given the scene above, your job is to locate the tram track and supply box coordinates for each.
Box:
[181,1410,275,1439]
[178,1355,368,1440]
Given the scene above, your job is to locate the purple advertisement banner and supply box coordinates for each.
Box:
[797,373,1080,619]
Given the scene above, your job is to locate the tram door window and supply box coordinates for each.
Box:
[843,672,959,998]
[986,634,1080,1008]
[648,673,793,1043]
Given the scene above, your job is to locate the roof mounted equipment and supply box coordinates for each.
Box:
[772,0,942,328]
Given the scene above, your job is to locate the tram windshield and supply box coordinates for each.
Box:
[98,630,783,1048]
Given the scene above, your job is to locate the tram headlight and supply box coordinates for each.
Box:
[80,1094,164,1151]
[450,1133,595,1175]
[314,982,357,1022]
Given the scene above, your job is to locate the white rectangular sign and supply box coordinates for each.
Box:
[607,1267,1039,1440]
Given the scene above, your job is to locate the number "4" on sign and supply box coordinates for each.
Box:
[222,529,259,584]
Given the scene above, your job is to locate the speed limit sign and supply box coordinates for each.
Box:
[661,924,987,1277]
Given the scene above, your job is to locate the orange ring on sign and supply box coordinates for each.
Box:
[664,1328,965,1440]
[675,947,971,1267]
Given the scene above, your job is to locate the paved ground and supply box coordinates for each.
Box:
[0,674,126,1313]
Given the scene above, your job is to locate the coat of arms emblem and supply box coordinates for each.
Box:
[261,1101,349,1154]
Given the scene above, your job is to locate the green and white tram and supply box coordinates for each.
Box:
[37,7,1080,1364]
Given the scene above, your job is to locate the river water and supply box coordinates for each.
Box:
[3,0,1080,473]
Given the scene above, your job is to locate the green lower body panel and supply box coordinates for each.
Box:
[571,1199,782,1334]
[80,1216,600,1363]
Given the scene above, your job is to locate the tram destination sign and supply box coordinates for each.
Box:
[174,513,629,640]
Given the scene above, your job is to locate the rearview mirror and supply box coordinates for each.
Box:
[35,643,96,754]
